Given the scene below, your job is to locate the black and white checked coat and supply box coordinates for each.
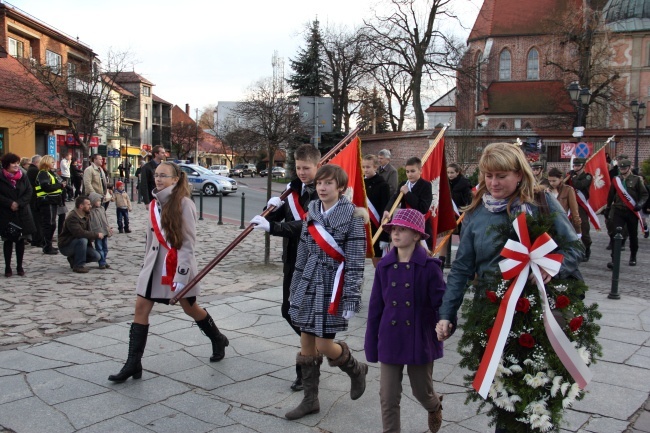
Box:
[289,196,367,336]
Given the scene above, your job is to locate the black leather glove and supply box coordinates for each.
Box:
[569,170,576,177]
[633,204,642,212]
[603,208,610,219]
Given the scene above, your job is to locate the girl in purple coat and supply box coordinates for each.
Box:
[365,208,446,433]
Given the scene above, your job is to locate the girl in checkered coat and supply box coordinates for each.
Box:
[285,164,369,420]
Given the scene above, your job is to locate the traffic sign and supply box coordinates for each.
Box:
[575,142,590,158]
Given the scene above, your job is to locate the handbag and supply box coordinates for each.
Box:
[1,222,22,242]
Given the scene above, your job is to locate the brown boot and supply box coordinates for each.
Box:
[328,341,368,400]
[428,394,443,433]
[285,353,322,420]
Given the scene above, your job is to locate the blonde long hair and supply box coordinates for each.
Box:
[466,142,536,215]
[159,162,192,249]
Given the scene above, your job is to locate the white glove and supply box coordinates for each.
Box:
[379,241,390,251]
[250,215,270,232]
[577,233,582,239]
[343,310,355,320]
[172,282,185,292]
[267,197,284,209]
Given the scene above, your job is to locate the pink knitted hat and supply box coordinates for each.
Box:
[383,208,429,240]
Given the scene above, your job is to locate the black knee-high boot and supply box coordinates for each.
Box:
[108,323,149,382]
[196,310,229,362]
[3,241,13,277]
[15,240,25,276]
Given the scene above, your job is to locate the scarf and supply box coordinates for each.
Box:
[2,169,22,188]
[482,193,531,214]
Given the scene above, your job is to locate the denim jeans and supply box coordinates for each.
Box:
[116,208,129,231]
[59,238,101,268]
[94,237,109,266]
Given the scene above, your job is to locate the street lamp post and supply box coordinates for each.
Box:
[568,82,591,128]
[630,100,647,171]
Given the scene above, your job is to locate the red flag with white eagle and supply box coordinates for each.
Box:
[328,136,374,257]
[420,137,457,250]
[584,146,611,214]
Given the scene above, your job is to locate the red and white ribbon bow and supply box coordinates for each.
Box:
[472,212,593,399]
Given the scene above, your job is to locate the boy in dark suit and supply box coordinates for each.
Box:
[383,157,433,248]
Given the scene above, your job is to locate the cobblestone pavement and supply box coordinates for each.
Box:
[0,203,285,348]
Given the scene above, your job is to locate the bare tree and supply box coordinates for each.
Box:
[198,104,216,129]
[320,26,369,132]
[5,49,135,163]
[170,121,198,160]
[365,59,413,131]
[363,0,460,130]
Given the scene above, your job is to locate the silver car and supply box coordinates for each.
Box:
[178,163,238,196]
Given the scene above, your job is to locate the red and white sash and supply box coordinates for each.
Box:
[574,190,601,230]
[287,189,307,222]
[473,213,592,399]
[307,220,346,315]
[452,199,460,218]
[149,199,178,287]
[613,177,645,230]
[367,198,381,228]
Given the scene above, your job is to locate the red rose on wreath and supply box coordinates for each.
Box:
[486,327,493,338]
[556,295,570,309]
[486,291,498,303]
[519,333,535,348]
[516,298,531,313]
[569,316,584,332]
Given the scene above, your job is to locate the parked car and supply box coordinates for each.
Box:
[229,163,257,178]
[209,165,229,176]
[178,163,238,196]
[261,166,286,178]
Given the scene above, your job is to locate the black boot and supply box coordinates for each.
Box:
[285,353,322,420]
[15,239,25,276]
[3,241,13,277]
[196,310,229,362]
[328,341,368,400]
[108,323,148,382]
[606,238,613,250]
[621,239,626,251]
[583,246,591,262]
[630,253,637,266]
[291,362,304,391]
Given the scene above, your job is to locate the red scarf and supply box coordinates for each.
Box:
[2,168,22,188]
[149,199,178,286]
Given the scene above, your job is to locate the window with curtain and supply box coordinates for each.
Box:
[527,48,539,80]
[499,49,511,81]
[46,50,62,75]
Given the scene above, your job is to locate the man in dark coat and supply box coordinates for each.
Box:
[26,155,43,247]
[378,149,399,196]
[140,146,167,209]
[568,157,593,261]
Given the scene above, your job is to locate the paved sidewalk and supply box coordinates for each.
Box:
[0,205,649,432]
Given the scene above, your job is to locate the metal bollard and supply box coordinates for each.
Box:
[199,188,204,221]
[130,181,134,201]
[218,191,223,225]
[608,227,623,299]
[240,192,246,229]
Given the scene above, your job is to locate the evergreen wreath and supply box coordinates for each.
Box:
[457,211,602,432]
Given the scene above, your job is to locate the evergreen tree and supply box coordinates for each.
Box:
[288,18,329,96]
[357,87,390,134]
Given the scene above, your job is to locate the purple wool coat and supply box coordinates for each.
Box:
[365,245,446,365]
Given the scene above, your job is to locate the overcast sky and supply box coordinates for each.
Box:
[6,0,481,117]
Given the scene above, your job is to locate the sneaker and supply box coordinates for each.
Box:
[73,266,89,273]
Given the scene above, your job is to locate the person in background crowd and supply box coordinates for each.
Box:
[1,153,36,277]
[58,196,103,273]
[59,152,74,201]
[113,181,132,233]
[605,154,629,250]
[70,156,84,198]
[440,163,472,267]
[606,159,648,267]
[378,149,399,196]
[19,157,30,173]
[284,164,368,421]
[249,143,321,392]
[567,157,593,261]
[365,208,446,433]
[140,146,167,210]
[531,161,550,188]
[26,155,43,248]
[35,155,65,255]
[108,161,228,383]
[83,154,107,197]
[362,154,391,267]
[103,184,113,211]
[88,192,113,270]
[547,168,582,236]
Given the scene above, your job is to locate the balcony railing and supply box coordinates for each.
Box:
[162,116,171,126]
[122,109,141,120]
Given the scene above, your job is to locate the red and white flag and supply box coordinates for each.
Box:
[328,136,374,257]
[420,137,457,250]
[584,147,611,214]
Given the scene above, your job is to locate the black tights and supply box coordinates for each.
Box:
[3,239,25,270]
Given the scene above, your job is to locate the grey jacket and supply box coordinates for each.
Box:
[439,192,582,321]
